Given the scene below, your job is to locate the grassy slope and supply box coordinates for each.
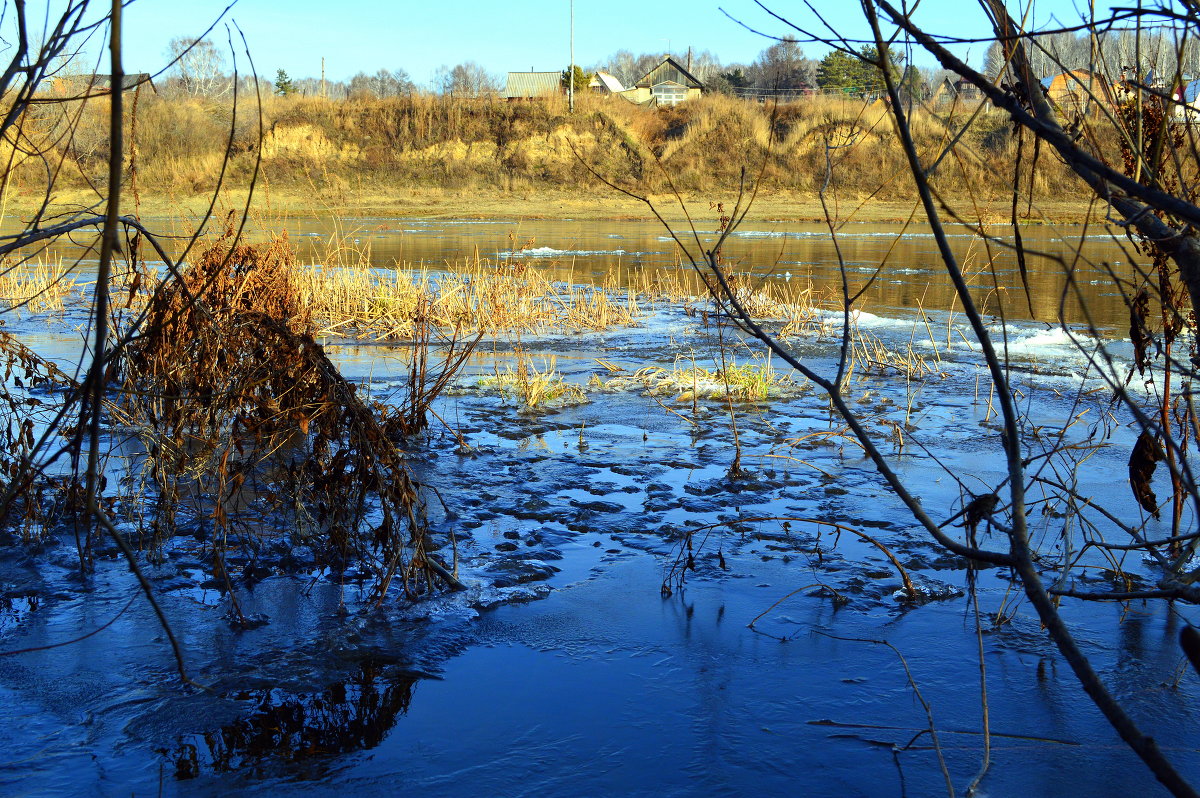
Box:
[5,91,1117,223]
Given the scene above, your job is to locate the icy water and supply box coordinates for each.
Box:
[0,217,1197,797]
[267,215,1138,329]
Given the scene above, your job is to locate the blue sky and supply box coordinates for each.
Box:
[101,0,1097,86]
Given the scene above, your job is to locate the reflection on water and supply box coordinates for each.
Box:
[0,592,38,633]
[0,212,1183,797]
[171,659,418,779]
[25,215,1138,331]
[255,217,1134,330]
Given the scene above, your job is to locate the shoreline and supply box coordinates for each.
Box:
[4,187,1101,226]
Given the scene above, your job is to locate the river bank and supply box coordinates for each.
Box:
[12,185,1100,226]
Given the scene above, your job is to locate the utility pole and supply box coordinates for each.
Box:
[569,0,575,113]
[321,57,326,98]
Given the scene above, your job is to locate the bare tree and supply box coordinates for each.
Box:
[580,1,1200,795]
[0,0,459,689]
[435,61,499,98]
[740,2,1200,793]
[166,36,230,97]
[349,68,416,98]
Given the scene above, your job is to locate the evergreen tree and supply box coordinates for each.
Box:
[816,47,903,94]
[721,67,751,91]
[561,64,593,92]
[816,50,863,92]
[274,68,296,96]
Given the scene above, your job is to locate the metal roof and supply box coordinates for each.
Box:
[504,71,560,98]
[67,73,155,93]
[591,71,624,93]
[1186,78,1200,104]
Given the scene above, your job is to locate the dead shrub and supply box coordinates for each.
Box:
[118,224,460,606]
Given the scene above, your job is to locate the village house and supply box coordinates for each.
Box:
[1039,70,1115,114]
[931,77,984,107]
[1174,78,1200,122]
[619,57,704,105]
[589,71,624,94]
[50,73,156,95]
[504,59,702,106]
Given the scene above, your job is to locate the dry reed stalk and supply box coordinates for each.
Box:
[293,258,641,339]
[0,259,79,315]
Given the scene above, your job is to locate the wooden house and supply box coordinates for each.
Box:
[589,71,624,94]
[620,57,703,106]
[1038,70,1115,114]
[932,77,983,106]
[51,72,156,95]
[88,73,156,93]
[1174,78,1200,122]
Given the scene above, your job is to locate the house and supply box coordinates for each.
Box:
[932,77,983,106]
[87,73,156,93]
[589,71,624,94]
[619,57,704,106]
[504,71,561,100]
[1174,78,1200,122]
[1039,70,1114,113]
[52,72,156,95]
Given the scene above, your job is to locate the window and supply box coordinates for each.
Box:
[652,81,689,105]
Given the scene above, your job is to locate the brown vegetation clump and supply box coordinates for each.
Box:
[118,225,460,607]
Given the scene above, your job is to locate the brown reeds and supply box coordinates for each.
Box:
[117,227,462,606]
[0,259,80,315]
[293,257,639,339]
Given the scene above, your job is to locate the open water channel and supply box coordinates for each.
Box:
[0,215,1195,796]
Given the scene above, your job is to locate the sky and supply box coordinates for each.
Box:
[59,0,1107,87]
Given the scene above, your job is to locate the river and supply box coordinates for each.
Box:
[0,215,1193,797]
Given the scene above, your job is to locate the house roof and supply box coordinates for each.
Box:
[1041,70,1105,90]
[504,71,560,98]
[1185,78,1200,104]
[1039,70,1115,106]
[591,71,624,93]
[634,57,703,90]
[72,73,155,92]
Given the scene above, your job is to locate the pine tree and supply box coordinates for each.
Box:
[274,68,296,96]
[560,65,592,92]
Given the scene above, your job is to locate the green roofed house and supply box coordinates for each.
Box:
[620,57,704,106]
[504,71,561,99]
[84,73,156,93]
[49,72,156,96]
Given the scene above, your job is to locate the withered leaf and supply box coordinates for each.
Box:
[1129,288,1152,376]
[125,271,142,309]
[1181,626,1200,677]
[1128,431,1165,519]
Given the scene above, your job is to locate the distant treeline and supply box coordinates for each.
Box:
[146,26,1200,115]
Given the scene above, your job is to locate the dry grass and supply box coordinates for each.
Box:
[0,259,80,315]
[604,351,797,403]
[16,89,1099,205]
[293,257,639,339]
[477,350,586,408]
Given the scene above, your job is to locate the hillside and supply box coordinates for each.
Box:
[9,90,1109,220]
